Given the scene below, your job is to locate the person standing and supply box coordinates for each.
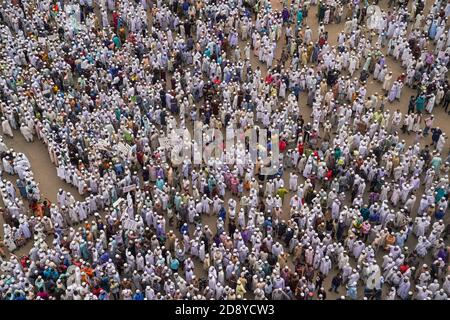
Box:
[329,273,343,293]
[423,115,434,136]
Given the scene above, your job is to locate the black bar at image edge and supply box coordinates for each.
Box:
[0,300,437,319]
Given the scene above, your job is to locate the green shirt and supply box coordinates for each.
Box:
[277,187,289,200]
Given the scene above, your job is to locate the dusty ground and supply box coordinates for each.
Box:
[0,0,449,299]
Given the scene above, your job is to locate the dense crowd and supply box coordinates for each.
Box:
[0,0,449,300]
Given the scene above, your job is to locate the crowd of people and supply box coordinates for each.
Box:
[0,0,449,300]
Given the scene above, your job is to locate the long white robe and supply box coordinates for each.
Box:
[2,119,13,137]
[20,125,34,142]
[397,279,411,300]
[2,158,14,174]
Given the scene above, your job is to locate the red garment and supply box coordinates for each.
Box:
[279,140,287,153]
[127,33,137,44]
[297,143,304,155]
[72,260,83,268]
[37,291,49,300]
[399,264,409,274]
[92,287,102,297]
[112,12,119,29]
[265,74,273,84]
[397,74,406,83]
[137,151,144,164]
[319,37,326,47]
[20,256,29,268]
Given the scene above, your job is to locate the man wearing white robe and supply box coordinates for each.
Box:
[2,117,13,137]
[397,277,411,300]
[2,157,14,174]
[20,123,34,142]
